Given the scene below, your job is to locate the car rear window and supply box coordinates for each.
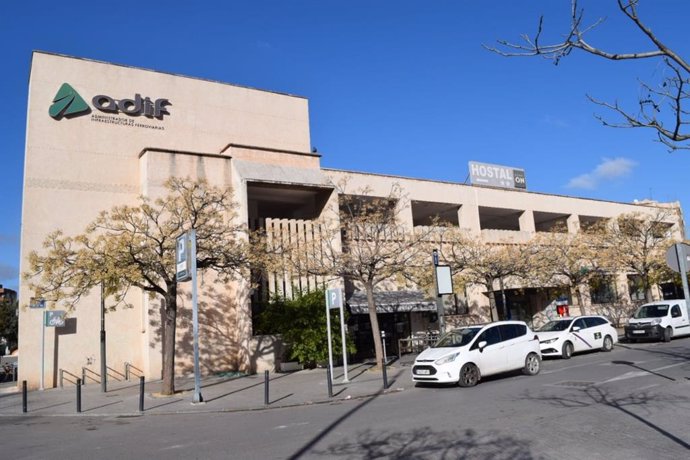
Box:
[499,324,527,340]
[584,317,607,327]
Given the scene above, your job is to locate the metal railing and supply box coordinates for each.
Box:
[124,362,143,380]
[398,336,439,356]
[81,367,101,385]
[59,369,80,388]
[106,366,126,382]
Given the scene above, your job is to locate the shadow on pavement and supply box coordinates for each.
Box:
[313,427,541,459]
[611,360,676,381]
[520,385,690,450]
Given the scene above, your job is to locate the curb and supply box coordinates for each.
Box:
[0,386,406,418]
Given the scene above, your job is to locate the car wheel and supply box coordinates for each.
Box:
[523,353,541,376]
[562,341,574,359]
[458,363,480,387]
[662,327,673,343]
[602,335,614,352]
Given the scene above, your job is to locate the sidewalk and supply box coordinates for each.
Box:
[0,356,416,417]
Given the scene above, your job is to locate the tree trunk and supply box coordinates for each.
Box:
[161,289,177,395]
[574,285,586,316]
[642,275,653,303]
[487,290,497,322]
[498,277,508,320]
[365,284,384,370]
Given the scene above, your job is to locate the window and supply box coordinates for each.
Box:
[472,326,501,349]
[584,317,607,328]
[499,324,526,340]
[671,305,682,318]
[627,275,646,302]
[572,318,588,330]
[590,275,617,304]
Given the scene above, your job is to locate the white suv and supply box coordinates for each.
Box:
[411,321,541,387]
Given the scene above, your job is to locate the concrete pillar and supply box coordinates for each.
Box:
[519,210,535,233]
[458,204,481,236]
[397,196,414,232]
[567,214,580,234]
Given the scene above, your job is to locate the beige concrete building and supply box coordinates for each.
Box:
[19,52,685,388]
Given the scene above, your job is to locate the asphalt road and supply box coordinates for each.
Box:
[4,338,690,459]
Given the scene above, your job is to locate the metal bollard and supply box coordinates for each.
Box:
[326,366,333,398]
[264,370,269,405]
[139,376,145,412]
[381,358,389,390]
[22,381,27,413]
[76,378,82,413]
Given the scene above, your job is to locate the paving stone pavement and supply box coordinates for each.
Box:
[0,357,416,417]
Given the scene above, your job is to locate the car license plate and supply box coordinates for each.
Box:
[632,330,645,334]
[416,369,430,375]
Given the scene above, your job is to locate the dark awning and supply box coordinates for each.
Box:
[347,290,436,314]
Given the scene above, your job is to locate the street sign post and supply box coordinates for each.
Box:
[325,288,349,383]
[432,250,453,334]
[44,311,66,327]
[176,233,192,282]
[40,308,64,391]
[177,230,203,403]
[31,298,47,390]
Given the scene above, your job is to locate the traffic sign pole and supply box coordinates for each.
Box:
[339,302,349,383]
[40,311,45,391]
[325,292,334,385]
[190,230,203,404]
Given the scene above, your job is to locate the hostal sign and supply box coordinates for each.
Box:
[468,161,526,190]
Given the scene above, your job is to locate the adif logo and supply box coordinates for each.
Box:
[49,83,172,120]
[49,83,90,119]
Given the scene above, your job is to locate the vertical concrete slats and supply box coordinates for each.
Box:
[265,218,277,300]
[281,219,293,299]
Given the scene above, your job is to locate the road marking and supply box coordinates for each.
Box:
[274,422,310,430]
[542,360,610,375]
[597,362,685,384]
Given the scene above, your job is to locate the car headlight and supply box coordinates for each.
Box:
[651,318,662,326]
[435,352,460,365]
[540,338,558,344]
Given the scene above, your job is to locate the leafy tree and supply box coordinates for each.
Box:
[531,224,609,314]
[26,178,253,395]
[604,210,677,302]
[439,229,535,321]
[0,299,18,350]
[280,183,431,368]
[259,289,355,368]
[488,0,690,150]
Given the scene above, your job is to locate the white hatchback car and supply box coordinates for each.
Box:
[411,321,541,387]
[537,315,618,359]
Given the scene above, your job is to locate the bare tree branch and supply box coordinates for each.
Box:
[487,0,690,150]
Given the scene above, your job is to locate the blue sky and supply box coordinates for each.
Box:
[1,1,688,292]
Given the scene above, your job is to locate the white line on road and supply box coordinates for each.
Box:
[541,359,611,375]
[597,362,686,385]
[274,422,310,430]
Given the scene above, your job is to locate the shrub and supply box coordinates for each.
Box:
[259,289,356,368]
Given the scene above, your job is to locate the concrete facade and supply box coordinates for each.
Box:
[19,52,685,388]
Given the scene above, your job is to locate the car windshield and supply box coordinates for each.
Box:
[433,327,481,348]
[538,320,572,332]
[634,304,669,319]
